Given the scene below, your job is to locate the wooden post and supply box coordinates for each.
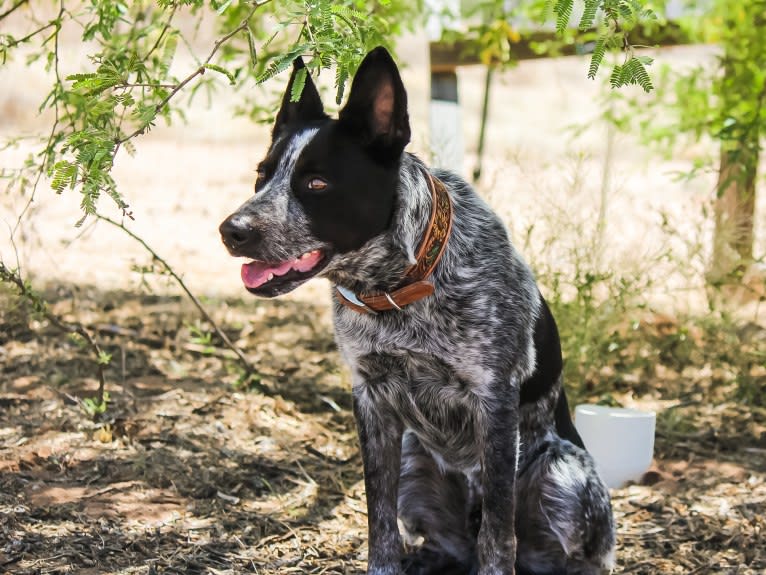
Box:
[427,0,464,172]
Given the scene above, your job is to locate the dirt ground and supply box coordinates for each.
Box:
[1,8,766,575]
[1,288,765,575]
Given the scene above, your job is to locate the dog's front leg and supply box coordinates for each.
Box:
[477,381,520,575]
[353,384,404,575]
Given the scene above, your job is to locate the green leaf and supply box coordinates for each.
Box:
[610,64,624,89]
[335,66,349,105]
[580,0,599,31]
[588,36,606,80]
[553,0,574,34]
[256,44,308,85]
[290,66,307,103]
[203,63,236,85]
[159,31,178,76]
[628,57,654,92]
[50,160,78,194]
[246,26,257,70]
[609,57,654,92]
[216,0,233,14]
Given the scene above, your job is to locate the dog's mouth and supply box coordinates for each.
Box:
[241,249,327,295]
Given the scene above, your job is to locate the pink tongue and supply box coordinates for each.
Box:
[241,251,323,289]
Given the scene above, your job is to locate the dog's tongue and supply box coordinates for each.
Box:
[241,250,322,288]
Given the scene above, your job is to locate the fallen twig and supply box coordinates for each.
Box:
[0,261,108,408]
[96,215,256,379]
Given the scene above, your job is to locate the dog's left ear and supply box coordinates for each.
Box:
[339,47,410,162]
[273,58,327,138]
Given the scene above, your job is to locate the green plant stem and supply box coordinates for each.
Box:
[1,20,57,49]
[0,0,28,22]
[143,2,177,61]
[96,215,255,377]
[0,261,108,407]
[11,1,65,239]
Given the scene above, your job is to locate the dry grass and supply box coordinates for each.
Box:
[1,13,765,575]
[1,289,765,574]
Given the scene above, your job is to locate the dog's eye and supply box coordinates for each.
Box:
[254,168,267,193]
[307,177,328,191]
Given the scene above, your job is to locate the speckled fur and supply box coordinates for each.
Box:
[220,49,615,575]
[328,157,615,575]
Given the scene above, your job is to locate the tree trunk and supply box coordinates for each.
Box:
[708,131,759,286]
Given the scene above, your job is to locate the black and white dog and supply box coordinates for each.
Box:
[220,47,615,575]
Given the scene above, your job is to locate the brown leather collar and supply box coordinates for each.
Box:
[335,173,453,314]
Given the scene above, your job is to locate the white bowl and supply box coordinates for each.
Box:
[574,404,656,488]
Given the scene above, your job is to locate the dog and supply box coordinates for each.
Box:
[219,47,615,575]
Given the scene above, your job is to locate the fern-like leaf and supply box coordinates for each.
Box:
[335,66,349,105]
[627,56,654,92]
[246,26,257,70]
[256,44,308,84]
[158,31,178,76]
[588,36,606,79]
[618,0,635,24]
[290,66,307,103]
[553,0,574,34]
[203,63,236,85]
[51,161,77,194]
[580,0,600,31]
[610,64,624,89]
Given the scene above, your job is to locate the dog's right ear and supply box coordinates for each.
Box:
[338,47,410,162]
[273,58,326,137]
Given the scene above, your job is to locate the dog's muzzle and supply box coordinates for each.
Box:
[219,214,261,256]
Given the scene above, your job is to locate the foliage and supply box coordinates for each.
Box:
[525,203,765,405]
[604,0,766,286]
[444,0,657,92]
[520,211,657,403]
[1,0,423,224]
[616,0,766,160]
[0,260,110,405]
[0,0,664,224]
[83,391,111,417]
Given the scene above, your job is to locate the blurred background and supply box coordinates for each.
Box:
[1,2,764,574]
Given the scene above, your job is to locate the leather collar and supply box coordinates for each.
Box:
[335,173,453,314]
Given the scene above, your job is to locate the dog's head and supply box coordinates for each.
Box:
[219,47,410,297]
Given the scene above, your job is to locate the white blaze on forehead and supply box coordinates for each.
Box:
[257,127,320,220]
[275,127,320,180]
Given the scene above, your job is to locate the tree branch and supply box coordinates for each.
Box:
[96,215,257,380]
[0,260,108,406]
[118,0,271,144]
[143,2,177,62]
[1,20,57,50]
[0,0,28,22]
[11,2,66,239]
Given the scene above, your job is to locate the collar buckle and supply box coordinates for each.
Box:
[335,285,378,315]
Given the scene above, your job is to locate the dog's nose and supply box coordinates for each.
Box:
[219,215,259,253]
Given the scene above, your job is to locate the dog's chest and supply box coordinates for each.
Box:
[338,317,487,469]
[333,297,514,469]
[396,354,484,469]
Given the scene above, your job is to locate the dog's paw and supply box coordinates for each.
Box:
[478,567,515,575]
[368,566,404,575]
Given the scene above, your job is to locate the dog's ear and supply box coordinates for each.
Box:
[338,46,410,161]
[273,58,326,137]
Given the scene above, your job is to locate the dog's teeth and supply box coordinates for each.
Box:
[301,252,312,260]
[267,273,274,281]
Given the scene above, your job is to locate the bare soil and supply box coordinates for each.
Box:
[1,287,765,575]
